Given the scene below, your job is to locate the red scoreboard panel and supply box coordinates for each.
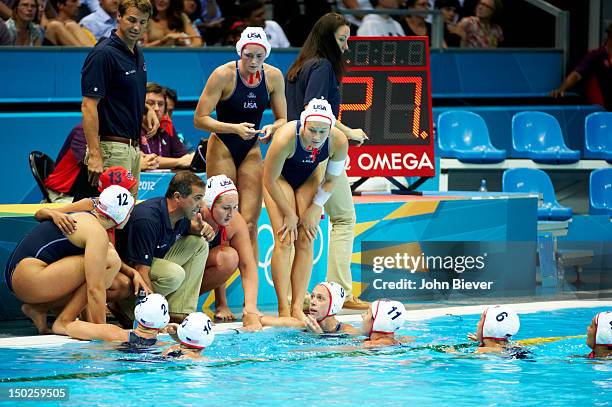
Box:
[339,37,435,177]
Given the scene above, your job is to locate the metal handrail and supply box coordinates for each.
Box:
[521,0,569,74]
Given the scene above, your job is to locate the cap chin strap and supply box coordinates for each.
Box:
[247,70,261,85]
[210,207,227,245]
[317,285,334,322]
[180,341,205,350]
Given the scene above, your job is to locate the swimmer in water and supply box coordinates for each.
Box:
[303,282,359,335]
[586,311,612,359]
[66,293,169,347]
[361,299,408,347]
[251,282,359,334]
[162,312,215,360]
[467,305,527,358]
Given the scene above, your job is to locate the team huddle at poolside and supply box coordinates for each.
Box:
[6,14,370,337]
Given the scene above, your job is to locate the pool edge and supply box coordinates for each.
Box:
[0,299,609,348]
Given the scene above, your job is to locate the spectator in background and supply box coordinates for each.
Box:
[240,0,289,48]
[43,123,88,203]
[140,82,194,170]
[551,22,612,112]
[0,18,11,44]
[5,0,43,46]
[199,0,219,24]
[79,0,118,40]
[435,0,463,47]
[221,18,245,45]
[357,0,404,37]
[271,0,332,47]
[336,0,372,35]
[142,0,202,46]
[182,0,200,26]
[45,0,96,45]
[458,0,502,48]
[398,0,431,38]
[1,0,12,20]
[164,86,177,118]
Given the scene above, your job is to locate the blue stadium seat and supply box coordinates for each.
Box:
[511,111,580,164]
[589,168,612,216]
[502,168,572,220]
[585,112,612,162]
[437,111,506,163]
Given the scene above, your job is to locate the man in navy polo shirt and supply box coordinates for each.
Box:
[115,171,214,322]
[79,0,158,201]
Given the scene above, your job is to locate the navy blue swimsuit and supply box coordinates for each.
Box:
[127,331,157,347]
[215,61,269,168]
[280,121,329,189]
[4,220,84,292]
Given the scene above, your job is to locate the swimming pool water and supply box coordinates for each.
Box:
[0,307,610,406]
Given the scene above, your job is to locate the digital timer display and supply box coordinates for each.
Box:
[339,37,435,177]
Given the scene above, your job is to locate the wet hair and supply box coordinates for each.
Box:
[286,13,348,82]
[165,171,206,198]
[118,0,152,17]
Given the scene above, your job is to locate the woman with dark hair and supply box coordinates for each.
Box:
[398,0,431,38]
[5,0,43,46]
[458,0,503,48]
[435,0,463,47]
[143,0,202,46]
[285,12,369,311]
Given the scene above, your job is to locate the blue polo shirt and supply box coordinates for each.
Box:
[81,29,147,141]
[285,58,340,121]
[116,197,191,267]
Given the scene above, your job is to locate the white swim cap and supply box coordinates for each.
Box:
[178,312,215,349]
[235,26,271,58]
[317,282,346,318]
[134,293,170,329]
[482,305,520,341]
[594,311,612,347]
[371,300,406,334]
[205,175,238,209]
[300,98,336,129]
[97,185,135,225]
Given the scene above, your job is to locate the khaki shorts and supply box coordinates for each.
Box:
[85,141,141,194]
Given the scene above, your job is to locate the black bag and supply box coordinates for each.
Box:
[190,138,207,173]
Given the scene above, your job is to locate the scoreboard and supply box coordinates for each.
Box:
[339,37,435,177]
